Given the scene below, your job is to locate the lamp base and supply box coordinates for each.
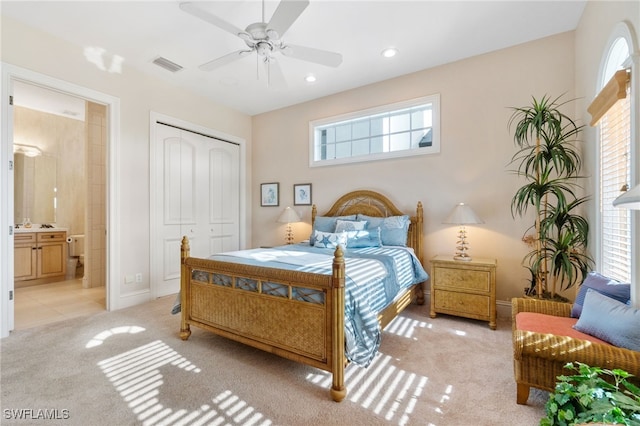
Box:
[284,224,294,245]
[453,254,472,261]
[453,226,472,261]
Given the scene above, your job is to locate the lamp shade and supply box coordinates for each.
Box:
[443,203,484,225]
[613,184,640,210]
[277,206,301,223]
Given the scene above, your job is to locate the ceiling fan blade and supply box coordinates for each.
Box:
[282,44,342,67]
[199,50,251,72]
[267,0,309,39]
[180,2,247,38]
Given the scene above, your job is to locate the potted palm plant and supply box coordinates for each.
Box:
[509,95,593,299]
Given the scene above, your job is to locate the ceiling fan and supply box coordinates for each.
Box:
[179,0,343,87]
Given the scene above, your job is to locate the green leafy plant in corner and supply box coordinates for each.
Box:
[541,362,640,426]
[509,94,593,298]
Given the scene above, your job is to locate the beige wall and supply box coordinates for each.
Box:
[2,16,252,307]
[252,32,577,304]
[575,1,640,303]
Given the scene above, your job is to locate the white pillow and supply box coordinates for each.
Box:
[334,220,367,233]
[312,230,347,249]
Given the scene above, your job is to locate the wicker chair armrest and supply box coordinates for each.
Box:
[512,297,572,322]
[513,330,640,374]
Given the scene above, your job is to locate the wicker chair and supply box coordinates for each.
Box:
[512,297,640,404]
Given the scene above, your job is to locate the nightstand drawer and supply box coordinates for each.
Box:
[433,290,490,317]
[433,267,490,292]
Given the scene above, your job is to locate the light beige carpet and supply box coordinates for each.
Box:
[1,295,547,425]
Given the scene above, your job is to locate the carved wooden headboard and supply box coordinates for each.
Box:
[311,190,424,264]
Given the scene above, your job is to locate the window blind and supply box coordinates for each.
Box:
[600,87,631,282]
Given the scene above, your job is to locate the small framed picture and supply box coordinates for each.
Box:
[261,183,279,207]
[294,183,312,206]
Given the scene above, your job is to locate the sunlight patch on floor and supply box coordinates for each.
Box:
[306,352,432,425]
[95,339,272,425]
[85,325,145,348]
[384,315,430,339]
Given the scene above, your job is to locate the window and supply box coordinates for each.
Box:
[309,94,440,167]
[595,31,633,283]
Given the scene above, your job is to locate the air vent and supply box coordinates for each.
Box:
[152,56,183,73]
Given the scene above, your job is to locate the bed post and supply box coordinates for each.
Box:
[330,245,347,402]
[180,236,192,340]
[415,201,425,305]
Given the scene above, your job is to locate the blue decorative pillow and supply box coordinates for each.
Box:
[574,289,640,351]
[345,228,382,248]
[571,271,630,318]
[312,230,347,249]
[310,215,356,245]
[357,214,410,246]
[335,220,367,233]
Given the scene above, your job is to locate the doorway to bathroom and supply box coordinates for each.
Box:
[11,80,107,330]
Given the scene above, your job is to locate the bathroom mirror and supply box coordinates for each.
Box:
[14,152,57,225]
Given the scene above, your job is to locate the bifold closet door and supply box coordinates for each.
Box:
[155,123,240,297]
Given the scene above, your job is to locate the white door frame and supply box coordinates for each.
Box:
[0,63,121,338]
[149,111,247,298]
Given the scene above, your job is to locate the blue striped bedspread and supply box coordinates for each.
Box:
[210,243,429,367]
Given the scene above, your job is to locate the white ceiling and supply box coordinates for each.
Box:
[3,0,587,116]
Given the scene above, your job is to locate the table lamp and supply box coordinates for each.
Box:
[443,202,484,261]
[277,206,301,244]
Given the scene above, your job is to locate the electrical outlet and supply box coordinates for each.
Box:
[135,273,143,283]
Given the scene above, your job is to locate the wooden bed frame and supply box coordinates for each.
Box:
[180,190,425,402]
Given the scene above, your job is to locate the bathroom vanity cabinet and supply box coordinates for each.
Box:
[14,230,67,284]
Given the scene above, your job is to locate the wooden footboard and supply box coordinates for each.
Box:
[180,236,348,402]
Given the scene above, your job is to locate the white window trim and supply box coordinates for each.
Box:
[594,21,639,306]
[308,94,440,167]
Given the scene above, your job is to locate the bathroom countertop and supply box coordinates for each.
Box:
[14,226,69,233]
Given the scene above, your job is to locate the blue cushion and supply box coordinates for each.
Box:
[345,228,382,248]
[573,289,640,351]
[357,214,410,246]
[312,230,347,249]
[310,215,356,245]
[571,271,630,318]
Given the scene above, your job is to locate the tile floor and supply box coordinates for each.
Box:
[13,278,105,330]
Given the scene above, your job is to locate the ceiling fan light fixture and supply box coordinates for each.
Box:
[381,47,398,58]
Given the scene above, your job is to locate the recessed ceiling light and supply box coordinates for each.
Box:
[381,47,398,58]
[305,74,317,83]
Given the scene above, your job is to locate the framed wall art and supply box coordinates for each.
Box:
[294,183,312,206]
[261,182,279,207]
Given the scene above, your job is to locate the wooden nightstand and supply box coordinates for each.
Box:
[429,255,497,329]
